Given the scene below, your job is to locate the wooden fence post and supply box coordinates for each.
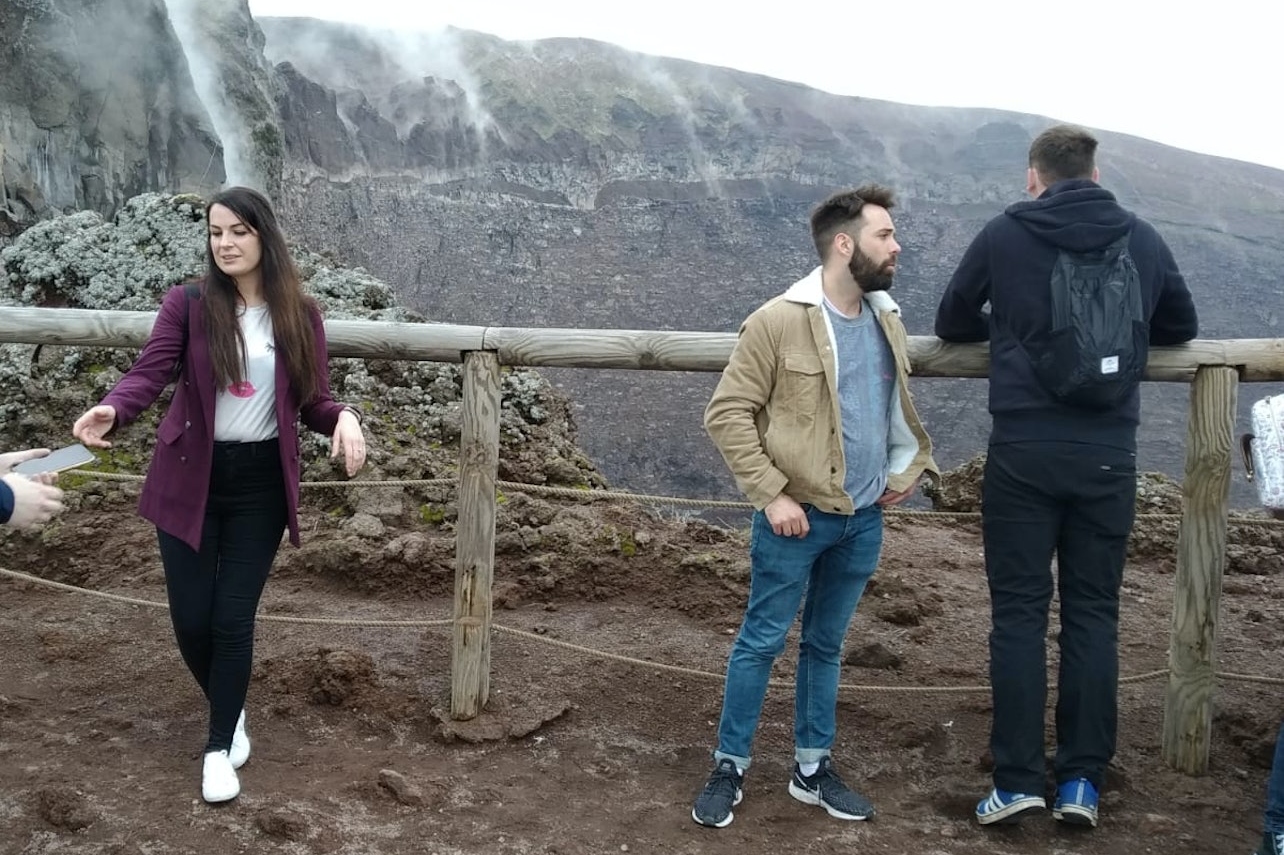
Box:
[451,350,501,719]
[1162,365,1239,773]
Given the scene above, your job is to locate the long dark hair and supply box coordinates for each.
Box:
[202,186,320,404]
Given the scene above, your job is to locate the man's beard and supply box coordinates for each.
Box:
[848,247,895,292]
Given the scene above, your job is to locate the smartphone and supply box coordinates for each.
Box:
[12,443,97,476]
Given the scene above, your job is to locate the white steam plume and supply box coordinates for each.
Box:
[163,0,254,188]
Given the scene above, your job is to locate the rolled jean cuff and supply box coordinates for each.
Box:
[795,747,831,765]
[713,749,750,772]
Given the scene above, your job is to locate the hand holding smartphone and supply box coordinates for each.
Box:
[11,443,96,476]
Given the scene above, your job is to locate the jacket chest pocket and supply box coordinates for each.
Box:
[782,354,826,417]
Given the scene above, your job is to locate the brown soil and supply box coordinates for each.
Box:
[2,479,1282,855]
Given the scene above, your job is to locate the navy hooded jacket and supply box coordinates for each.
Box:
[935,179,1198,451]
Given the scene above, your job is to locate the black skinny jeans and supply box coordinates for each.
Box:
[158,438,287,754]
[982,440,1137,795]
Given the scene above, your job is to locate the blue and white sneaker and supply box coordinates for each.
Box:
[1254,831,1284,855]
[976,787,1046,825]
[1052,778,1099,827]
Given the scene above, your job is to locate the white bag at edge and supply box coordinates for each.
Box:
[1242,395,1284,511]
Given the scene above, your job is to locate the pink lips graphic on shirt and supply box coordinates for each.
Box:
[228,381,256,398]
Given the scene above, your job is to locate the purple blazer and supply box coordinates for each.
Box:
[101,283,346,551]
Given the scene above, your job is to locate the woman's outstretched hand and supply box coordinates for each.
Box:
[73,405,117,449]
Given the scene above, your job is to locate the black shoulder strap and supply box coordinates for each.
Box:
[172,283,200,383]
[182,282,198,350]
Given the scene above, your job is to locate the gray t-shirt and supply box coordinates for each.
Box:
[824,297,895,509]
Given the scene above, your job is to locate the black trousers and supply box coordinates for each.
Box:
[982,440,1136,794]
[157,439,287,754]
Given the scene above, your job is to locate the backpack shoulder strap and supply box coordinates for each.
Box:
[181,281,202,346]
[172,282,201,383]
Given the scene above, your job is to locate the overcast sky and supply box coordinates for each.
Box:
[247,0,1284,172]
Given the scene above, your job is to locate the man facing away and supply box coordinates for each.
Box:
[935,124,1198,828]
[693,184,937,828]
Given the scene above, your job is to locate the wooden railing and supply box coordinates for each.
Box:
[3,305,1283,775]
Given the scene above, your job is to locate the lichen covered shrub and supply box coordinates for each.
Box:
[1,194,208,309]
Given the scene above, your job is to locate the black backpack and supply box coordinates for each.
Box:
[1028,230,1149,410]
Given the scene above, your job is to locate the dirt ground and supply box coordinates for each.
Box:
[2,478,1283,855]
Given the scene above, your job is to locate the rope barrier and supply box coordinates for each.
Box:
[489,623,998,693]
[0,569,450,628]
[67,471,459,490]
[8,467,1283,693]
[493,481,753,509]
[1218,672,1284,687]
[2,567,1248,695]
[58,469,1284,522]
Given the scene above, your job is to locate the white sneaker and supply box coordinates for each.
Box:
[202,750,240,803]
[229,710,250,769]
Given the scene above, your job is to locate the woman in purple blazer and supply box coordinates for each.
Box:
[72,186,369,804]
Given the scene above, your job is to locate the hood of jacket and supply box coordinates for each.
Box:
[1005,179,1136,252]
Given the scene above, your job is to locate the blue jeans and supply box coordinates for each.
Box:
[1265,719,1284,833]
[714,504,883,770]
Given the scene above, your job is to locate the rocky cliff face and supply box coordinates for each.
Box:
[0,0,218,231]
[0,0,286,235]
[163,0,282,195]
[3,5,1282,504]
[255,17,1284,502]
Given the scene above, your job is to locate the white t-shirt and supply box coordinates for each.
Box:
[213,304,279,442]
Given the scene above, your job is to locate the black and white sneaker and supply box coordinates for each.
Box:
[692,758,744,828]
[788,757,874,820]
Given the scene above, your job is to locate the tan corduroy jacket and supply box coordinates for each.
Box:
[705,267,938,513]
